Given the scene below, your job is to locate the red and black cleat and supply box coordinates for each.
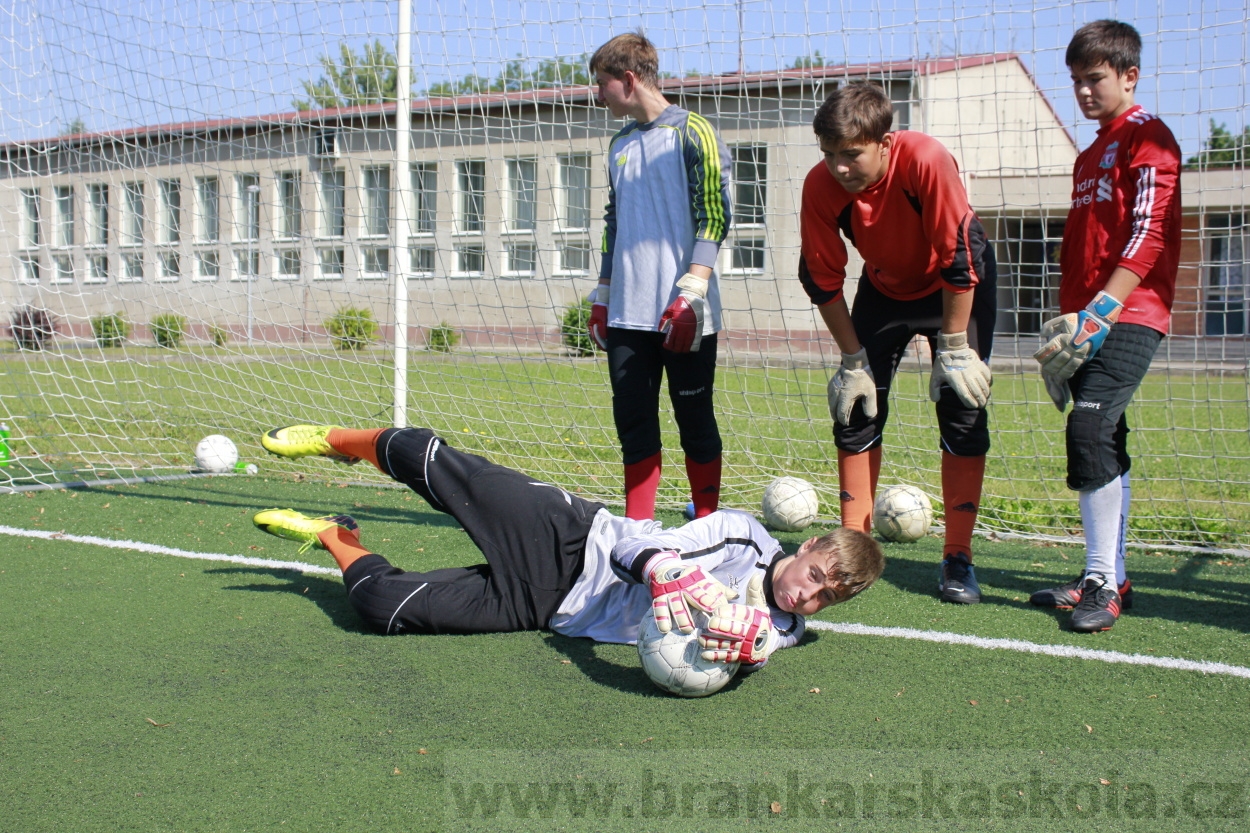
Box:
[1030,573,1132,611]
[1069,577,1127,633]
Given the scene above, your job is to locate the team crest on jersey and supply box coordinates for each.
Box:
[616,151,628,167]
[1099,141,1119,169]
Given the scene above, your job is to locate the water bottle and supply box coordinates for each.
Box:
[0,423,10,467]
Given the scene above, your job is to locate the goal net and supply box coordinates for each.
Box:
[0,1,1246,551]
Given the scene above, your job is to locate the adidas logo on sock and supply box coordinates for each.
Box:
[952,501,978,513]
[840,491,855,503]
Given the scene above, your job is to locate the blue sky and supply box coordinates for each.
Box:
[2,0,1245,155]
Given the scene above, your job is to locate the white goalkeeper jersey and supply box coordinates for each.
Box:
[599,105,731,334]
[549,508,806,650]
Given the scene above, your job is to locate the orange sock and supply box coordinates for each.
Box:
[326,428,385,471]
[941,451,986,559]
[318,525,374,574]
[685,454,721,518]
[838,448,879,533]
[624,453,662,520]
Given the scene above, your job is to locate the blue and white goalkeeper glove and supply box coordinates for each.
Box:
[1033,291,1124,381]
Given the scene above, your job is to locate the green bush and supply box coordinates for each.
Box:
[425,321,460,353]
[209,325,229,347]
[561,296,599,357]
[10,306,56,351]
[90,313,129,348]
[151,313,187,349]
[324,307,379,351]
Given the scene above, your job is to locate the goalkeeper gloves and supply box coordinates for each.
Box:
[587,285,609,351]
[929,331,992,409]
[1033,291,1124,381]
[828,347,877,425]
[658,273,709,353]
[646,552,736,634]
[1041,370,1070,413]
[700,575,773,665]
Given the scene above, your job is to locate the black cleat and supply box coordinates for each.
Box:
[1031,573,1133,611]
[938,552,980,604]
[1069,577,1125,632]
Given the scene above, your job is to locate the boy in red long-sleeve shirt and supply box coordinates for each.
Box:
[1031,20,1181,632]
[799,81,997,605]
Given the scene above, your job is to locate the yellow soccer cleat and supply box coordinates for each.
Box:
[252,508,359,554]
[261,425,359,464]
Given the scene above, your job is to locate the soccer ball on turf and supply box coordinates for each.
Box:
[761,476,819,532]
[637,610,739,698]
[194,434,238,473]
[873,484,934,543]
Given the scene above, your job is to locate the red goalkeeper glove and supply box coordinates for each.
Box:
[587,285,609,351]
[658,273,709,353]
[700,576,773,664]
[646,552,735,634]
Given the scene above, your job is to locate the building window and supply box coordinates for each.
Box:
[278,172,302,239]
[559,241,591,274]
[411,162,436,235]
[196,177,220,242]
[504,242,537,276]
[729,238,766,273]
[158,251,181,281]
[362,166,391,237]
[1206,213,1248,336]
[121,253,144,282]
[318,248,345,279]
[505,158,537,232]
[87,184,109,246]
[235,249,261,280]
[20,188,41,249]
[122,182,145,246]
[557,154,592,230]
[237,175,260,241]
[19,256,40,284]
[87,254,108,283]
[731,146,767,227]
[454,244,485,275]
[196,250,220,281]
[158,179,181,244]
[278,249,301,279]
[455,160,485,234]
[362,246,390,278]
[53,254,74,283]
[411,245,436,276]
[319,169,345,238]
[54,186,74,247]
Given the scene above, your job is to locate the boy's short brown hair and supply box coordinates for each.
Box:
[590,32,660,89]
[1066,20,1142,74]
[808,527,885,603]
[812,81,894,146]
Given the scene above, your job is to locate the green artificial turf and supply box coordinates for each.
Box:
[2,475,1249,831]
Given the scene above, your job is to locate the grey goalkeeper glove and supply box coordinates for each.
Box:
[828,347,876,425]
[1041,371,1070,413]
[929,331,992,408]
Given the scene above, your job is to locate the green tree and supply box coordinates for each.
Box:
[426,54,591,97]
[293,40,404,110]
[1188,119,1250,168]
[60,117,86,136]
[790,51,826,70]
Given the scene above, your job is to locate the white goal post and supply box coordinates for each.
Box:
[0,1,1246,551]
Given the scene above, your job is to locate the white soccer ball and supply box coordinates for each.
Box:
[194,434,238,473]
[761,476,819,532]
[873,484,934,543]
[636,611,739,698]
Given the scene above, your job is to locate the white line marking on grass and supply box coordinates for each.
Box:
[0,524,340,576]
[808,620,1250,679]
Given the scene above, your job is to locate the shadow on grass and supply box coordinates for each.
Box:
[881,550,1250,634]
[211,568,372,633]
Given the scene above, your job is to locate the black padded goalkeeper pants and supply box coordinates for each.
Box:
[340,428,604,635]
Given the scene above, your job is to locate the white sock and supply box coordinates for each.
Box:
[1080,478,1122,584]
[1115,472,1130,586]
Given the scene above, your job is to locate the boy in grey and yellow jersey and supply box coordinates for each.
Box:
[586,32,733,522]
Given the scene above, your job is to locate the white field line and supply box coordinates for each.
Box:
[807,620,1250,679]
[0,524,340,576]
[5,523,1249,680]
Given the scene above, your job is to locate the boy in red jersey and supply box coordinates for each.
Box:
[799,81,997,605]
[1031,20,1181,632]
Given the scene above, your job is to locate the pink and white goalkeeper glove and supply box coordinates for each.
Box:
[646,552,735,634]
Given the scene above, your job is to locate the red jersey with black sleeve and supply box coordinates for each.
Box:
[799,130,989,306]
[1059,105,1181,334]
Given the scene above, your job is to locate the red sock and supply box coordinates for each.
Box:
[942,451,986,559]
[685,454,721,518]
[838,448,879,533]
[624,453,662,520]
[318,525,374,573]
[326,428,385,471]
